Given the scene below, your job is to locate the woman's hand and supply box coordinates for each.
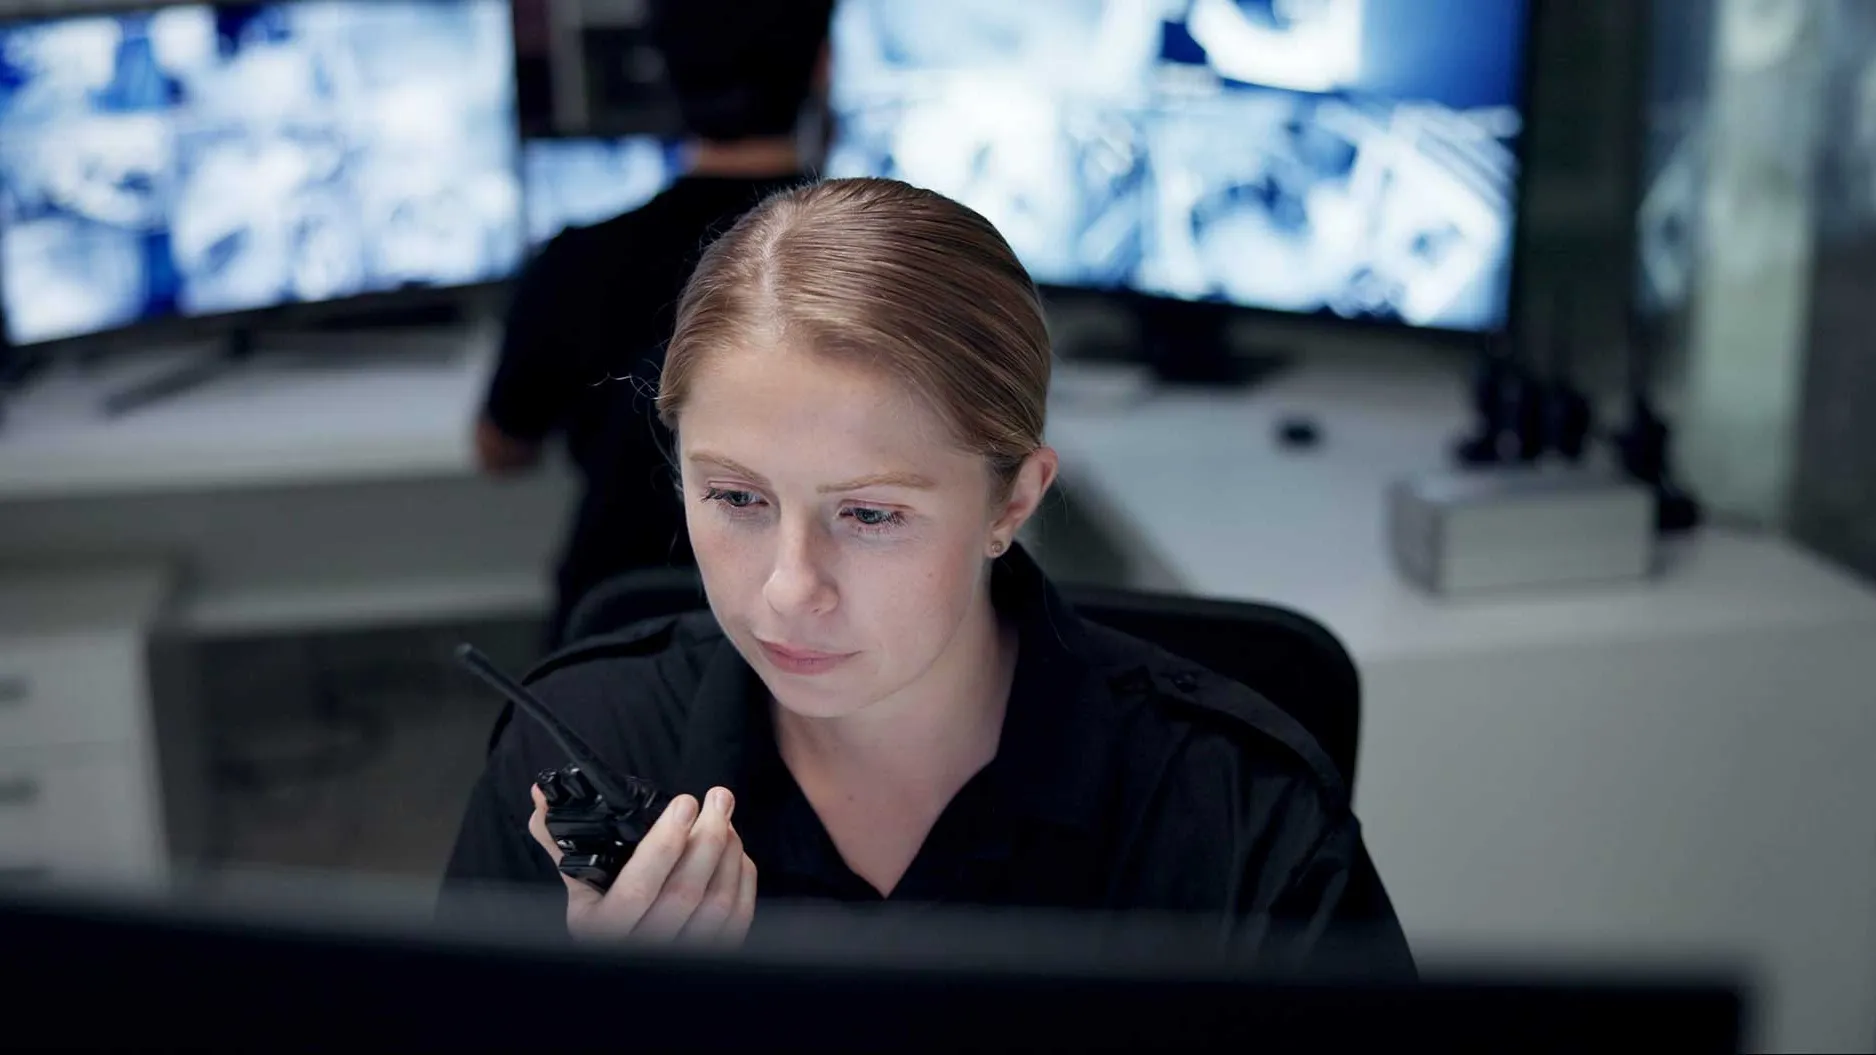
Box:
[528,784,757,945]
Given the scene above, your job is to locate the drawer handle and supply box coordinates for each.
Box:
[0,676,28,708]
[0,777,40,806]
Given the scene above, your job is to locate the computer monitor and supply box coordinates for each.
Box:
[0,0,522,348]
[826,0,1532,334]
[522,135,680,250]
[3,882,1746,1051]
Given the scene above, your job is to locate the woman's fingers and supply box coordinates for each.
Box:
[561,792,697,939]
[594,793,700,924]
[724,853,758,945]
[634,787,735,940]
[678,811,747,943]
[533,783,755,945]
[527,784,561,864]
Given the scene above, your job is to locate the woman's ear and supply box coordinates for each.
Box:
[989,446,1059,552]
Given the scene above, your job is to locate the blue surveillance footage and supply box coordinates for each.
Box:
[828,0,1530,332]
[0,0,522,346]
[523,136,680,250]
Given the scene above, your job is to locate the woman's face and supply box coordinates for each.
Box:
[677,343,1042,720]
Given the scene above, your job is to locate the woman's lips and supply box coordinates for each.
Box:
[756,639,855,675]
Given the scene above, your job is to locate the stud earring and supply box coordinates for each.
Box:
[989,540,1006,557]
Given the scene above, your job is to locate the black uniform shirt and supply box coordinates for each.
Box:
[440,546,1414,973]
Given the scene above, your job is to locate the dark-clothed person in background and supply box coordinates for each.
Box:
[475,0,833,648]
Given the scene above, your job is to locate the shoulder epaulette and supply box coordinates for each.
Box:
[1124,660,1349,807]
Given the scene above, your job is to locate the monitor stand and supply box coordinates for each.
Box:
[1138,300,1288,391]
[101,327,257,419]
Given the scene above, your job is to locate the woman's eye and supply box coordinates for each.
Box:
[845,506,905,532]
[703,487,761,510]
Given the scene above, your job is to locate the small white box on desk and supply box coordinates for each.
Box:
[1388,467,1657,595]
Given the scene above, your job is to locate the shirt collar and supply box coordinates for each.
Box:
[674,543,1117,834]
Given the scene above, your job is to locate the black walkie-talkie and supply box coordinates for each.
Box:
[453,644,674,893]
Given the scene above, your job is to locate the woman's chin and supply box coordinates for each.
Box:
[765,677,876,721]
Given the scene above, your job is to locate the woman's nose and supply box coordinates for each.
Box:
[763,521,837,618]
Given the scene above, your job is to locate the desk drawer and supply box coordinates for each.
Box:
[0,744,164,882]
[0,636,145,750]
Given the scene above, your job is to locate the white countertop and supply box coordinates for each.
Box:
[0,562,175,638]
[0,322,499,501]
[0,320,577,635]
[1045,354,1876,665]
[9,332,1874,655]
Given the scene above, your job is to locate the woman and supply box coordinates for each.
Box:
[442,177,1411,969]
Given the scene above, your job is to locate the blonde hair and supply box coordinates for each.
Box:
[657,178,1051,487]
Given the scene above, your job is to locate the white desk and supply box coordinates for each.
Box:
[0,563,179,885]
[0,323,576,635]
[1047,352,1876,1054]
[0,324,577,894]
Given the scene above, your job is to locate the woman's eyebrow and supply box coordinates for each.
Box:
[818,471,937,494]
[687,451,771,486]
[687,453,935,494]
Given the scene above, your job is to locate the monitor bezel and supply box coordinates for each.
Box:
[0,880,1752,1053]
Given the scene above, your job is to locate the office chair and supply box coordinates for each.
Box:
[1055,583,1360,793]
[563,565,709,645]
[563,569,1360,791]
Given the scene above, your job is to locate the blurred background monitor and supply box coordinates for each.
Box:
[0,0,523,349]
[521,134,680,250]
[826,0,1532,335]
